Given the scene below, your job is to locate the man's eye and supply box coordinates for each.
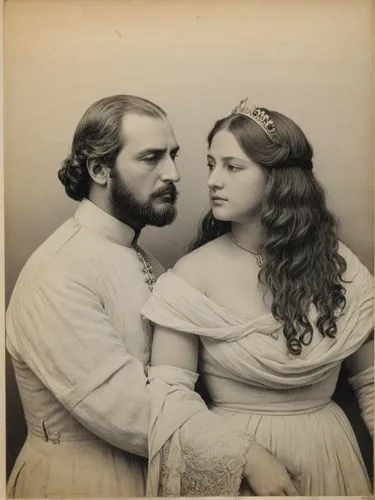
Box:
[143,155,158,164]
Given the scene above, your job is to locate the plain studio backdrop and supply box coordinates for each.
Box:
[3,0,374,484]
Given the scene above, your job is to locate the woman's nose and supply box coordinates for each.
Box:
[208,167,224,189]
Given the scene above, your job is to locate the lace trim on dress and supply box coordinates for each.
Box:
[158,412,252,496]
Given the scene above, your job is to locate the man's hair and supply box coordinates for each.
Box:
[58,95,166,200]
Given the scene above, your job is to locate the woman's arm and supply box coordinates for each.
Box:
[345,332,374,374]
[151,323,199,370]
[150,321,298,496]
[344,332,374,437]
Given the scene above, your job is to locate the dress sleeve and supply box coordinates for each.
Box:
[342,243,373,341]
[342,245,374,437]
[348,365,374,438]
[146,365,253,497]
[6,265,150,457]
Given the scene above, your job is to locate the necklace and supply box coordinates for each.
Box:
[133,244,157,291]
[229,233,264,268]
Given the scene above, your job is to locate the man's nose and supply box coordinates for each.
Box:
[160,157,181,183]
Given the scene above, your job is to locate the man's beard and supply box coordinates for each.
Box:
[109,170,178,230]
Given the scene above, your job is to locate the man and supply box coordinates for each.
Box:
[6,95,180,497]
[6,95,296,498]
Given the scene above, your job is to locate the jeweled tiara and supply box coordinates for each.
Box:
[231,98,276,141]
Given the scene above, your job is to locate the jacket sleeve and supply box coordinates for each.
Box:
[6,265,150,457]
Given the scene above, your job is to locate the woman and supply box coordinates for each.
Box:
[142,99,373,496]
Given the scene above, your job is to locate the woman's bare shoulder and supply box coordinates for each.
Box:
[173,235,229,292]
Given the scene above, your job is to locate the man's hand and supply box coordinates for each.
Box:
[243,440,299,496]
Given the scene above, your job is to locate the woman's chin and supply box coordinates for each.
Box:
[211,207,232,222]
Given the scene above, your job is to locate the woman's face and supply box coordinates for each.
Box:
[207,129,268,224]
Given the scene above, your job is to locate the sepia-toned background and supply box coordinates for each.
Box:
[4,0,374,482]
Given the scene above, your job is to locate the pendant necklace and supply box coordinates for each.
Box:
[229,233,264,268]
[133,243,157,291]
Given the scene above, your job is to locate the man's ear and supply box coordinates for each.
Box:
[87,159,110,186]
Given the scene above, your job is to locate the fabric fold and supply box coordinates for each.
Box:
[141,242,373,496]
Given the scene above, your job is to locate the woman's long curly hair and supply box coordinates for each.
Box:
[190,110,347,355]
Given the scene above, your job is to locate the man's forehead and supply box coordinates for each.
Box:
[121,113,177,150]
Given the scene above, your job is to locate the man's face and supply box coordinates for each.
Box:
[108,113,180,228]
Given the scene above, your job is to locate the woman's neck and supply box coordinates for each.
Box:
[231,219,262,253]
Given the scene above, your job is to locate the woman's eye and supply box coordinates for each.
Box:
[207,163,215,171]
[227,165,239,172]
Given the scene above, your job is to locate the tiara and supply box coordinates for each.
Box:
[231,98,276,140]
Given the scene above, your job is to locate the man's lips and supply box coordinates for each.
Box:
[152,186,178,201]
[211,195,227,201]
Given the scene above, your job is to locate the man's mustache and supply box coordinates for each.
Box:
[152,184,178,200]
